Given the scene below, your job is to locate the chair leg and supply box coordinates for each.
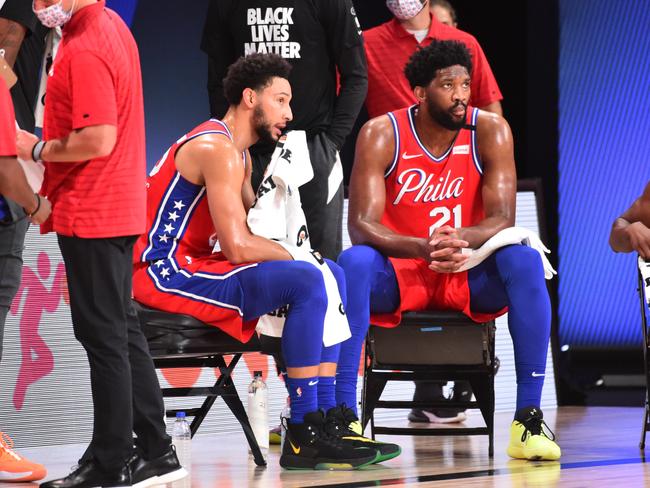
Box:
[470,375,495,458]
[639,267,650,450]
[216,355,267,467]
[361,373,387,436]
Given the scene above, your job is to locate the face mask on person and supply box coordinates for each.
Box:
[386,0,427,20]
[32,0,76,28]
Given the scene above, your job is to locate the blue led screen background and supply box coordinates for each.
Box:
[559,0,650,347]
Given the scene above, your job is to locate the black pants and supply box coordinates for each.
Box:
[251,132,344,261]
[57,234,170,471]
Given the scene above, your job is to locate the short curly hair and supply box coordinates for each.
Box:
[404,39,472,90]
[223,53,292,106]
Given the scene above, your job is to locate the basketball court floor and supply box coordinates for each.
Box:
[3,406,648,487]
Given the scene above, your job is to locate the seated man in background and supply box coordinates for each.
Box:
[609,181,650,259]
[335,40,561,461]
[132,53,386,470]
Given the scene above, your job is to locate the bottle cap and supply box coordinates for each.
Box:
[254,371,263,377]
[176,411,186,418]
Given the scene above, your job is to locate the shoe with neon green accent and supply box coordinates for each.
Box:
[507,406,561,461]
[269,425,281,445]
[279,410,379,470]
[324,406,402,464]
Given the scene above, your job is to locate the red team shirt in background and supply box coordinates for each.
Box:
[41,0,145,237]
[0,79,18,221]
[363,16,503,119]
[371,105,506,327]
[0,78,16,157]
[133,120,259,342]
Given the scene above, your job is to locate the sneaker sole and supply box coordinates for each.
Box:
[0,470,47,482]
[507,445,561,461]
[408,410,467,424]
[131,466,188,488]
[280,451,380,470]
[374,446,402,464]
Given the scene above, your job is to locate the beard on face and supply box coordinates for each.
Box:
[253,104,278,145]
[425,97,467,131]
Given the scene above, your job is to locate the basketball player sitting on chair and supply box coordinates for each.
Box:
[609,181,650,259]
[334,39,561,461]
[132,53,392,470]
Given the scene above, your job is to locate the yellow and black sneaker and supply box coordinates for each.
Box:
[279,410,379,470]
[324,406,402,464]
[507,406,561,461]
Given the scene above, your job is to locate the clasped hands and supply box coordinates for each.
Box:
[424,225,470,273]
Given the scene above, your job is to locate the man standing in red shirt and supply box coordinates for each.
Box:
[364,0,502,119]
[16,1,186,487]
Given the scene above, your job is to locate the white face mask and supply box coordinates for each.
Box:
[386,0,426,20]
[32,0,75,28]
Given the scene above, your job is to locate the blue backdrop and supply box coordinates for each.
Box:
[108,0,210,168]
[558,0,650,347]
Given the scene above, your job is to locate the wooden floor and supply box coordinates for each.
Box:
[3,406,650,487]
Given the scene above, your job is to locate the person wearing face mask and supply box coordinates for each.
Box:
[363,0,502,120]
[360,0,504,426]
[15,1,187,487]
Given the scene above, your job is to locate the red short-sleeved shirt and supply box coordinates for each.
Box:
[0,78,16,157]
[0,78,18,220]
[363,16,503,119]
[41,0,146,237]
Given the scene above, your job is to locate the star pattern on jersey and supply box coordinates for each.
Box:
[160,267,170,279]
[159,234,169,243]
[168,211,180,222]
[173,200,186,210]
[164,223,175,234]
[154,259,165,268]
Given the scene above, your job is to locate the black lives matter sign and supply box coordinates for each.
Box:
[245,8,301,58]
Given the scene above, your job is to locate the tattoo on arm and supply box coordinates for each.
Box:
[0,19,27,67]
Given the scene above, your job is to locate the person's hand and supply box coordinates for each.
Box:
[27,194,51,225]
[625,221,650,259]
[16,129,40,161]
[427,225,470,273]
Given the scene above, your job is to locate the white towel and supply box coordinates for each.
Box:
[247,131,351,347]
[456,227,557,280]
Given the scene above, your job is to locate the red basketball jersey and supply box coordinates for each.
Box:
[372,105,504,327]
[381,105,484,237]
[133,119,241,269]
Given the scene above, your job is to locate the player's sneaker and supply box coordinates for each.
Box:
[324,406,401,463]
[269,425,282,445]
[0,432,47,482]
[408,381,469,424]
[507,406,561,461]
[408,407,467,423]
[279,410,379,470]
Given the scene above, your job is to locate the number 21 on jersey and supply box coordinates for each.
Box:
[429,204,462,234]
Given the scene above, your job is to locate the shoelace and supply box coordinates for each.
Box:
[0,432,22,461]
[520,415,557,443]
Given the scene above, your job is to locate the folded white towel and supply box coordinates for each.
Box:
[456,226,557,280]
[247,131,351,347]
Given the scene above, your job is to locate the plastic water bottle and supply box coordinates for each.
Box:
[247,371,269,458]
[280,399,291,453]
[172,412,192,478]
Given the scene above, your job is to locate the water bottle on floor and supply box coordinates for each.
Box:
[247,371,269,459]
[280,399,291,453]
[172,411,191,485]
